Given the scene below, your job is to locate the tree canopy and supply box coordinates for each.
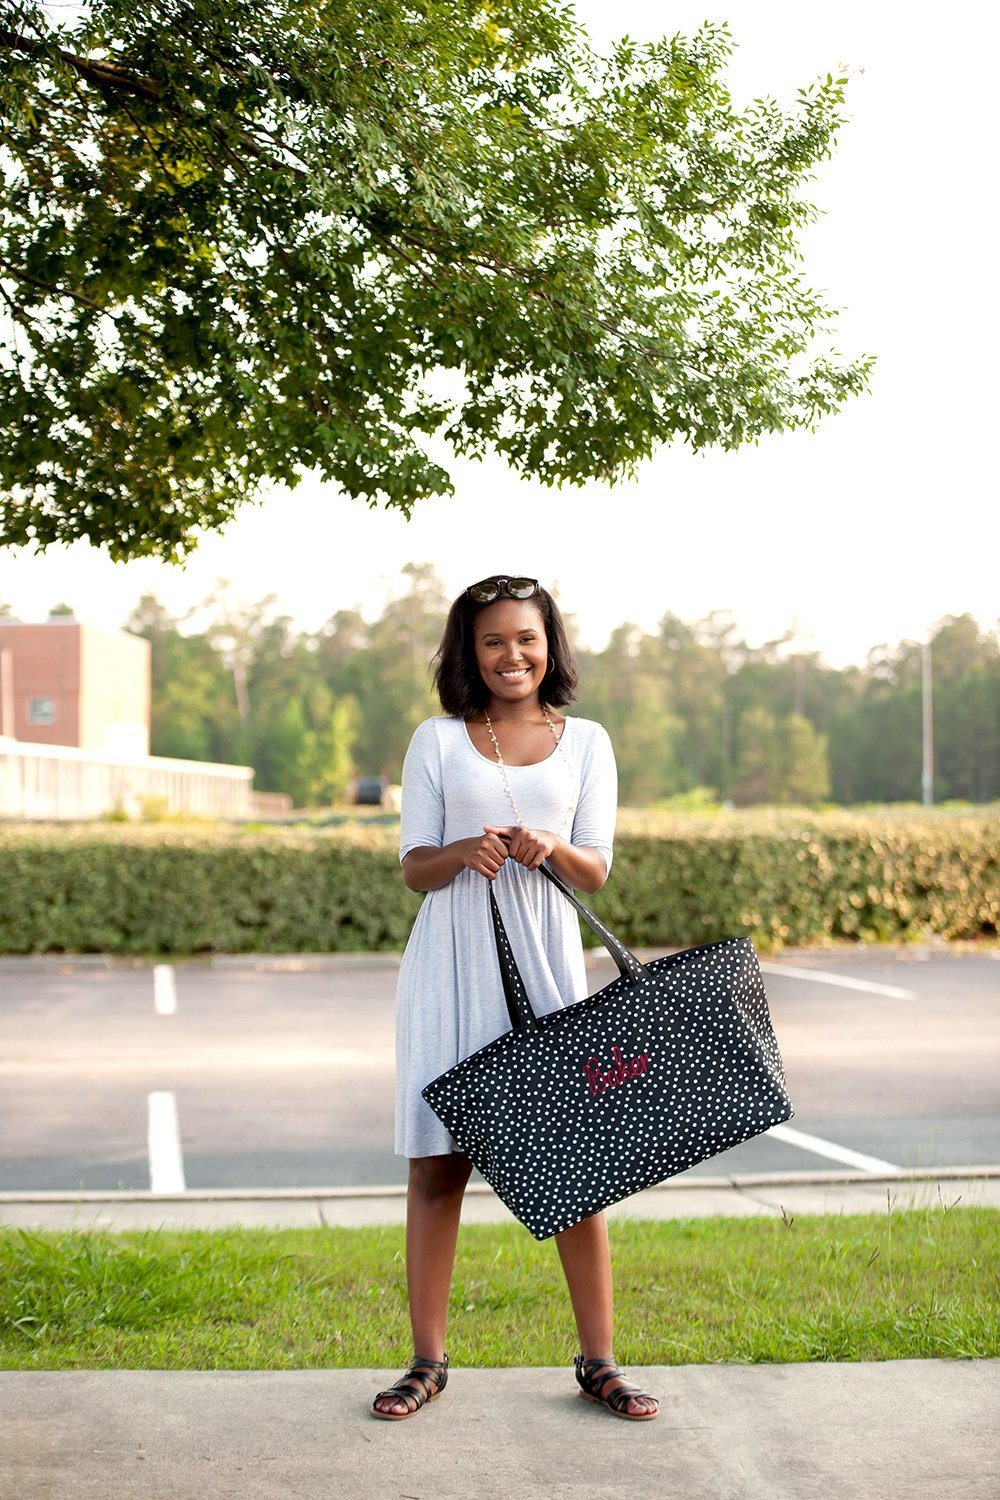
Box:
[109,567,999,810]
[0,0,872,559]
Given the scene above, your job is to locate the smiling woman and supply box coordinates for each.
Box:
[431,574,580,730]
[369,573,660,1422]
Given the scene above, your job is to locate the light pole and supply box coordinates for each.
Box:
[921,637,933,806]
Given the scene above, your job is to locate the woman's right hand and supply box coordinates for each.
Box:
[461,829,511,881]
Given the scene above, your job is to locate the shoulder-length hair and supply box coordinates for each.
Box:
[431,577,579,717]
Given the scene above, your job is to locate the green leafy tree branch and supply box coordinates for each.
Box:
[1,0,872,559]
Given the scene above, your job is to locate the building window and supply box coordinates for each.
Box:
[27,697,56,725]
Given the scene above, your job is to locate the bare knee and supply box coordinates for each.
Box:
[408,1152,474,1200]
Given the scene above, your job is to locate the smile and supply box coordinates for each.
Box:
[498,668,530,679]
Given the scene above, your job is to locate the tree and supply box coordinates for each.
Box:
[732,704,781,805]
[120,569,997,805]
[731,703,830,805]
[307,689,360,805]
[359,563,454,777]
[928,615,1000,802]
[658,611,735,796]
[124,592,239,760]
[198,581,283,737]
[832,641,923,804]
[124,588,361,798]
[781,710,830,804]
[1,0,872,560]
[573,622,685,804]
[829,616,1000,804]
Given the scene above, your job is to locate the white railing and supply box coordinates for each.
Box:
[0,738,255,819]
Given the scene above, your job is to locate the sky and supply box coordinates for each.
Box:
[1,0,997,669]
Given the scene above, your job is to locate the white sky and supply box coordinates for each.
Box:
[2,1,997,668]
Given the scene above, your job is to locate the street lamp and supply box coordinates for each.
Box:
[921,637,933,806]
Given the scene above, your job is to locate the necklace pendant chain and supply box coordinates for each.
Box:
[482,707,576,837]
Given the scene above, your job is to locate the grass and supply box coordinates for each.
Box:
[0,1190,996,1370]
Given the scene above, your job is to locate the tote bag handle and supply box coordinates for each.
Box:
[488,859,645,1034]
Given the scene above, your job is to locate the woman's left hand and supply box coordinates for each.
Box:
[482,824,557,871]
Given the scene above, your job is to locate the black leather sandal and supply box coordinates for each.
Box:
[574,1354,659,1420]
[371,1353,449,1419]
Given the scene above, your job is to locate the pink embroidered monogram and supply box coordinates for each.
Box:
[581,1045,651,1098]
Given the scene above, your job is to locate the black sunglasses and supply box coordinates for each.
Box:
[466,576,539,603]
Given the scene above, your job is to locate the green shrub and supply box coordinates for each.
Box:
[609,805,999,948]
[0,822,420,955]
[0,806,996,956]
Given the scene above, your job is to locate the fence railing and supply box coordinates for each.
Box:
[0,737,255,819]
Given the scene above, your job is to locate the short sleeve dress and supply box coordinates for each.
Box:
[394,713,619,1157]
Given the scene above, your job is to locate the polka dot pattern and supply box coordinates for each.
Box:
[421,862,795,1241]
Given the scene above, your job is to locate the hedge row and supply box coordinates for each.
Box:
[0,808,997,956]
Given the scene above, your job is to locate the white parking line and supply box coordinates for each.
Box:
[153,964,177,1014]
[760,963,917,1000]
[767,1123,901,1173]
[148,1091,186,1192]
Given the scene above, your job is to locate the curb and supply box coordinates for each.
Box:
[1,941,997,973]
[2,1165,997,1205]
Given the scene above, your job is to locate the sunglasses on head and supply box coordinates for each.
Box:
[466,576,539,603]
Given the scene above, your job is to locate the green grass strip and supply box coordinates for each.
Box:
[1,1202,996,1370]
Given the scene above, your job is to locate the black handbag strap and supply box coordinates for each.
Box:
[488,879,536,1033]
[536,861,646,979]
[488,859,645,1033]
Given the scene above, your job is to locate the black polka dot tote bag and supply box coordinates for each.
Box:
[422,860,794,1240]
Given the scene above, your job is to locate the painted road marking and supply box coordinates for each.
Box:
[148,1091,186,1192]
[153,964,177,1014]
[767,1123,901,1173]
[760,963,917,1000]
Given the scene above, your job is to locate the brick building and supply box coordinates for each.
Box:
[0,614,285,819]
[0,614,150,756]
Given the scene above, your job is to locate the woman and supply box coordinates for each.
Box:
[371,574,659,1422]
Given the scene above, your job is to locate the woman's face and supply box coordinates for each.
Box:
[471,599,549,707]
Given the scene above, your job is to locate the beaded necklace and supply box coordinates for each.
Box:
[481,706,576,838]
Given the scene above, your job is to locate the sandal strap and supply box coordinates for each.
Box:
[374,1354,449,1410]
[374,1382,422,1412]
[606,1382,657,1412]
[409,1354,448,1389]
[575,1355,657,1410]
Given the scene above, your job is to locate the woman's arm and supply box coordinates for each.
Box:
[544,836,607,894]
[481,824,608,894]
[402,830,511,892]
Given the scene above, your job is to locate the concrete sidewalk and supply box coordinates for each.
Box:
[1,1165,997,1231]
[1,1169,997,1498]
[2,1360,997,1499]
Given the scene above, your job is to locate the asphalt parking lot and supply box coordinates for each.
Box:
[1,946,997,1194]
[1,947,997,1500]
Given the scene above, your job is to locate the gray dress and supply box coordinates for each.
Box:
[394,713,618,1157]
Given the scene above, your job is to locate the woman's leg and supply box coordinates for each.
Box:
[373,1150,474,1415]
[554,1210,657,1416]
[405,1150,474,1355]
